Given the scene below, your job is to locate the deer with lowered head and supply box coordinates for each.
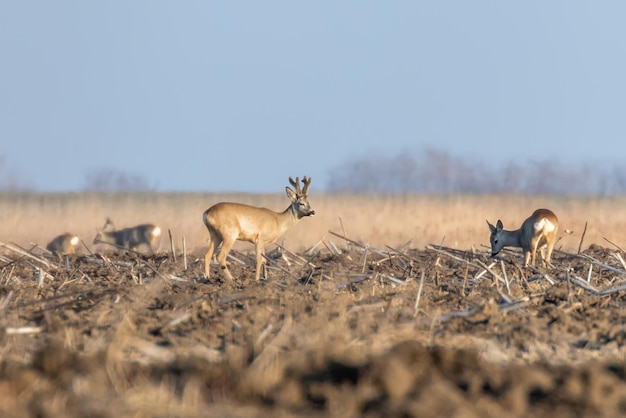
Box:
[93,218,162,255]
[203,176,315,281]
[487,208,559,267]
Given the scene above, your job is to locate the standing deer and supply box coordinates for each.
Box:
[203,176,315,281]
[93,218,162,255]
[487,208,559,267]
[46,233,81,257]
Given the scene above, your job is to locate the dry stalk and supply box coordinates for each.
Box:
[596,283,626,296]
[602,236,625,254]
[361,247,369,274]
[338,216,349,250]
[182,236,187,270]
[569,275,599,293]
[475,261,497,280]
[335,273,374,290]
[556,249,626,276]
[566,269,572,304]
[167,312,192,327]
[304,239,323,255]
[429,244,505,285]
[0,291,13,311]
[0,241,50,267]
[434,296,532,323]
[326,240,342,255]
[3,265,15,286]
[329,230,368,251]
[612,251,626,271]
[577,221,588,254]
[4,326,44,335]
[413,270,425,317]
[168,229,176,262]
[260,253,300,281]
[275,243,317,268]
[500,260,510,295]
[381,274,406,285]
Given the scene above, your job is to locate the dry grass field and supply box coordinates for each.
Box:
[2,192,626,255]
[1,193,626,417]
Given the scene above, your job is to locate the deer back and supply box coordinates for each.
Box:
[94,221,161,250]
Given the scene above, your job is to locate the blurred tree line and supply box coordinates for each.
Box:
[82,168,155,192]
[2,151,625,195]
[327,149,626,195]
[0,154,155,192]
[0,155,35,192]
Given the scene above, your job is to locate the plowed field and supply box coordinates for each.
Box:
[1,241,625,417]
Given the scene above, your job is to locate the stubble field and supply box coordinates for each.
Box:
[1,193,626,417]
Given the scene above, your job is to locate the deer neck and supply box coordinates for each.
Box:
[281,204,301,225]
[502,228,524,247]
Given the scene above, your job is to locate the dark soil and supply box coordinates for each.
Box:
[0,242,625,417]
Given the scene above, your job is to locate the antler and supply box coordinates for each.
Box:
[289,176,302,195]
[302,176,312,195]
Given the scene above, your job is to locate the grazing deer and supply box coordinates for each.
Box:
[487,208,559,267]
[93,218,162,255]
[203,176,315,281]
[46,233,81,257]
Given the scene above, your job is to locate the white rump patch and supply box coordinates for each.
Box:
[534,218,556,233]
[70,236,80,246]
[152,226,162,236]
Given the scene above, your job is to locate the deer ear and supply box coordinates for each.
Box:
[496,220,503,231]
[486,220,496,233]
[285,187,297,201]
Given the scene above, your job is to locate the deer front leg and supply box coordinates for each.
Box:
[523,250,531,267]
[545,241,556,267]
[527,238,539,267]
[255,244,267,281]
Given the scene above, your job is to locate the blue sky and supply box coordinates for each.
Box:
[1,2,625,192]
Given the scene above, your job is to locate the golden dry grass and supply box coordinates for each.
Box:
[2,192,626,255]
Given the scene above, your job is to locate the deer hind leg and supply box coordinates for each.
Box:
[216,235,235,280]
[529,236,544,267]
[544,234,556,266]
[204,230,220,278]
[538,245,547,265]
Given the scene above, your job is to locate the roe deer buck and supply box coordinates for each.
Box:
[46,233,80,256]
[203,176,315,281]
[487,208,559,267]
[93,218,162,255]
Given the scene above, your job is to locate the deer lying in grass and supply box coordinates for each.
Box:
[46,233,81,257]
[93,218,162,255]
[487,208,559,267]
[203,176,315,281]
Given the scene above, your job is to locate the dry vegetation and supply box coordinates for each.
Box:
[2,193,626,254]
[1,193,626,417]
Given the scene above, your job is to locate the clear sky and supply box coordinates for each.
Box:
[1,2,625,192]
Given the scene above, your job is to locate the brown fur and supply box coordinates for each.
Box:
[487,208,559,267]
[203,176,315,281]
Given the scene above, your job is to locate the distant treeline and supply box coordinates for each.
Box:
[0,155,155,192]
[326,149,626,195]
[3,151,625,195]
